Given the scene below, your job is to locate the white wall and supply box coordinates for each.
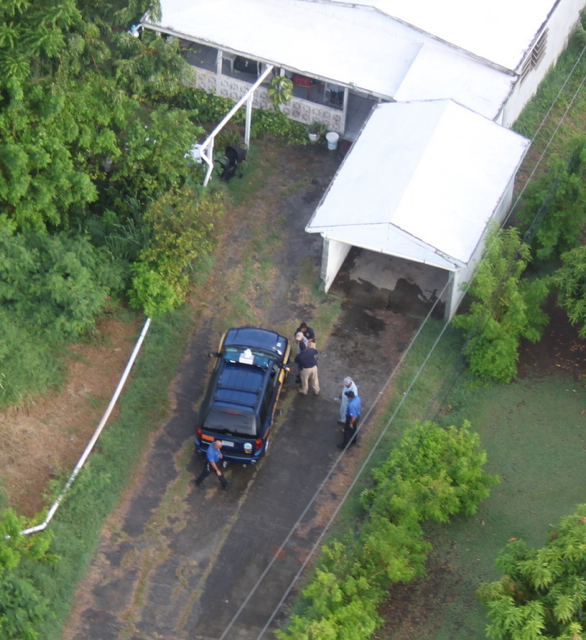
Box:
[448,176,516,319]
[501,0,586,127]
[321,237,352,292]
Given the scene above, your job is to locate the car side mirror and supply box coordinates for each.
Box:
[208,351,221,358]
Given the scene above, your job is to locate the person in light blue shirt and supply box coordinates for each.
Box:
[338,391,361,449]
[196,440,232,490]
[336,377,358,424]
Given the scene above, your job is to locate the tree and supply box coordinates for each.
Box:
[0,0,202,231]
[478,504,586,640]
[555,245,586,338]
[517,136,586,262]
[453,226,549,383]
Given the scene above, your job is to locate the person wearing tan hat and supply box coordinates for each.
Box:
[335,377,358,424]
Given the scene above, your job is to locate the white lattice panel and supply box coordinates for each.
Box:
[192,67,344,133]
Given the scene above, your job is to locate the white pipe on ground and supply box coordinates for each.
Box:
[19,317,152,536]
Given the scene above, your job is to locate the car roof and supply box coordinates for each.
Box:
[224,327,287,358]
[214,362,265,410]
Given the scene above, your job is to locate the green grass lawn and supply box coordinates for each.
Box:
[379,372,586,639]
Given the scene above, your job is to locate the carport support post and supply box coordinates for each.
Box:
[245,93,253,149]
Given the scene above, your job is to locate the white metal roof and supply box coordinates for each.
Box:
[393,44,514,120]
[306,100,530,266]
[146,0,514,116]
[330,0,557,71]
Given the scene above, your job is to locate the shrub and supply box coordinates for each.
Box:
[128,185,223,316]
[453,226,549,383]
[516,136,586,262]
[278,421,498,640]
[0,231,122,340]
[128,262,182,318]
[555,244,586,338]
[0,509,57,640]
[478,504,586,640]
[250,110,309,145]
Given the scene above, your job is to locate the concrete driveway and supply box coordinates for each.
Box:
[64,144,422,640]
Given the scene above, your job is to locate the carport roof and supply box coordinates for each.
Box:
[306,100,530,266]
[144,0,514,117]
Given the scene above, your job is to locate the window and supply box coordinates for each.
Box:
[520,29,548,83]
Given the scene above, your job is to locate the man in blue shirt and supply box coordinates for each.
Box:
[295,322,315,343]
[338,390,361,449]
[196,440,233,490]
[295,340,320,395]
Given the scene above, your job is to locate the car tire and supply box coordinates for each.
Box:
[264,435,270,455]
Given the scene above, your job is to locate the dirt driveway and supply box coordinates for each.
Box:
[63,142,420,640]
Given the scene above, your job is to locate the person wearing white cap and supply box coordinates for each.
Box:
[295,331,308,354]
[336,377,357,424]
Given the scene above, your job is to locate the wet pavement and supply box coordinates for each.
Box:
[64,144,427,640]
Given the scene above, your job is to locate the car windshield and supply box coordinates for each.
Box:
[223,346,272,370]
[203,406,257,437]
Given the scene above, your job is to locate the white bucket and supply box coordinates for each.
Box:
[326,132,339,150]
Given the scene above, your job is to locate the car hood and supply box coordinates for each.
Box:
[224,327,288,358]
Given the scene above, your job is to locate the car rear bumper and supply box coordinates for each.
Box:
[195,442,264,465]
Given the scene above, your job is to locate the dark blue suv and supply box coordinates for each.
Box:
[195,327,291,464]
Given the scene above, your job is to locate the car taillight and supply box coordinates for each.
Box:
[196,428,202,439]
[255,438,263,450]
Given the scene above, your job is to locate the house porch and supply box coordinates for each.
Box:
[181,40,376,140]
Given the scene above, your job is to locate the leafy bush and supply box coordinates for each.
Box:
[128,262,182,318]
[516,137,586,262]
[555,244,586,338]
[0,231,122,340]
[478,504,586,640]
[128,186,222,316]
[250,110,310,145]
[362,421,498,523]
[278,421,498,640]
[0,509,57,640]
[0,230,122,404]
[453,226,550,383]
[167,87,245,126]
[268,76,293,110]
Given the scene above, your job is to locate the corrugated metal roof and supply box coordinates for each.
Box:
[306,100,530,265]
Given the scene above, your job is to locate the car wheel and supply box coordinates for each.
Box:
[264,435,270,455]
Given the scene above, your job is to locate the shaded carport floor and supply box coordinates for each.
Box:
[62,144,422,640]
[333,247,451,320]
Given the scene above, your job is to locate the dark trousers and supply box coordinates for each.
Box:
[342,417,359,447]
[196,462,229,488]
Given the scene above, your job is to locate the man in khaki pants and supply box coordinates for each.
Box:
[294,339,320,395]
